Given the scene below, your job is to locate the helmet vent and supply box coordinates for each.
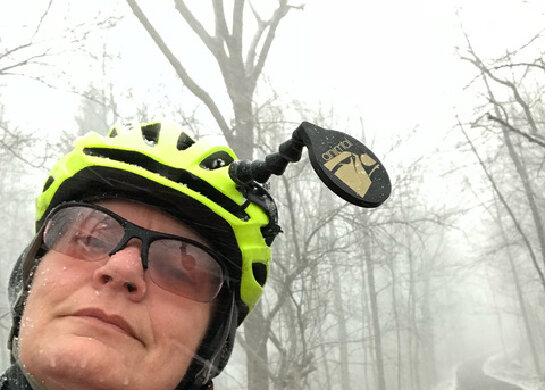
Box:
[177,132,195,150]
[141,123,161,145]
[252,263,267,287]
[200,151,234,169]
[43,176,54,192]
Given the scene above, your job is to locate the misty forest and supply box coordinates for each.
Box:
[1,1,545,389]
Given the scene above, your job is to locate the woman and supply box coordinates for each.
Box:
[2,122,280,390]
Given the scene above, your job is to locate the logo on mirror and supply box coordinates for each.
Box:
[321,139,380,197]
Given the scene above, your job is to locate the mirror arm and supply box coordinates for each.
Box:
[229,125,306,185]
[229,121,391,209]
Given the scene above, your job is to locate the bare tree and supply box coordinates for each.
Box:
[460,36,545,290]
[456,30,545,377]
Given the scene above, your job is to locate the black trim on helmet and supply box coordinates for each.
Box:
[83,147,250,221]
[43,176,54,192]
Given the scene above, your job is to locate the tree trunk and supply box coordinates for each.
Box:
[244,304,270,390]
[318,257,333,390]
[495,197,542,376]
[360,247,374,390]
[481,75,545,290]
[390,257,403,390]
[501,120,545,273]
[361,211,386,390]
[407,234,422,390]
[228,85,254,160]
[419,259,437,388]
[330,222,351,389]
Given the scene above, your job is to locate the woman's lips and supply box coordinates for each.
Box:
[71,308,139,342]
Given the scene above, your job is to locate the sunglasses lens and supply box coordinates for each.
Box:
[149,239,223,302]
[44,206,123,260]
[43,205,223,302]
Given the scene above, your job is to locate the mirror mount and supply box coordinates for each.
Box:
[229,121,391,208]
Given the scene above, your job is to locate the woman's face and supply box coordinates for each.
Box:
[18,199,213,390]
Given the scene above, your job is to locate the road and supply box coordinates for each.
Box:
[456,358,524,390]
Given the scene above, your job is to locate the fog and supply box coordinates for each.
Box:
[1,1,545,389]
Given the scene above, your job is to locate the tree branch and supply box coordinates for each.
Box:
[174,0,224,59]
[0,42,33,60]
[0,123,50,168]
[251,0,288,81]
[232,0,244,56]
[245,2,267,72]
[248,0,298,84]
[126,0,231,138]
[212,0,231,51]
[486,114,545,148]
[458,118,545,289]
[495,27,545,62]
[490,62,545,72]
[32,0,54,39]
[0,49,52,75]
[462,36,540,135]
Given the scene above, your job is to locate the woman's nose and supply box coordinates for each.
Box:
[91,240,146,301]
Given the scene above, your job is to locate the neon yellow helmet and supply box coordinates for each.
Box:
[35,122,279,321]
[7,121,280,387]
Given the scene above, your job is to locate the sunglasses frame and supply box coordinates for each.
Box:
[41,201,228,301]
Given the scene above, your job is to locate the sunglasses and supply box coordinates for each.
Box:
[41,202,225,302]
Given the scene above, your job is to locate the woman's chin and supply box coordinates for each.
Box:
[21,337,136,390]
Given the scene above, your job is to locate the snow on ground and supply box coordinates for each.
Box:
[432,378,456,390]
[432,367,457,390]
[484,353,545,390]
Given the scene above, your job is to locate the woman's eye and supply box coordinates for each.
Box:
[154,255,196,284]
[74,234,109,249]
[170,266,191,283]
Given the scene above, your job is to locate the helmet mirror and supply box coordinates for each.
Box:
[229,121,391,208]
